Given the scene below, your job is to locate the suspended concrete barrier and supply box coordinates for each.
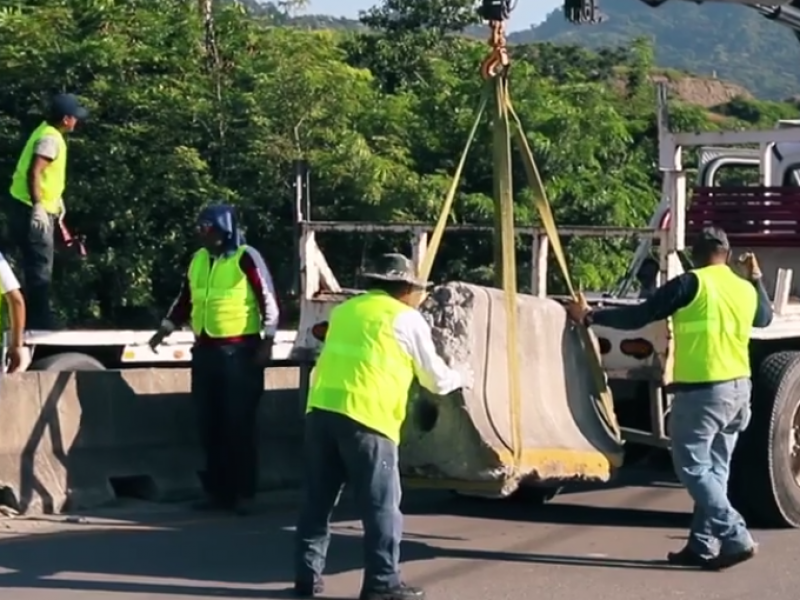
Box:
[400,282,625,497]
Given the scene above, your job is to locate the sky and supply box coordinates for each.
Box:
[300,0,562,30]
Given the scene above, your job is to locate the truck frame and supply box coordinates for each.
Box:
[2,326,298,372]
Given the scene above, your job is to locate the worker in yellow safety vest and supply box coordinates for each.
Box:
[7,93,88,330]
[148,204,280,516]
[565,227,773,571]
[0,251,27,373]
[293,253,471,600]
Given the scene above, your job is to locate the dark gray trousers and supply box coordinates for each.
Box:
[191,342,263,504]
[6,199,55,329]
[294,409,403,591]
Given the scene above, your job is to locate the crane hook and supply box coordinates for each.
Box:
[479,16,510,80]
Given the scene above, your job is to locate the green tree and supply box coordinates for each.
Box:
[1,1,789,322]
[359,0,480,36]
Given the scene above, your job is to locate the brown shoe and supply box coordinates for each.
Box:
[704,545,757,571]
[667,546,713,568]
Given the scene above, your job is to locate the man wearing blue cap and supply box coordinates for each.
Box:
[565,227,773,571]
[7,93,88,330]
[149,204,280,516]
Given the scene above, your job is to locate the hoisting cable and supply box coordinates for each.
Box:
[489,65,526,472]
[505,100,621,440]
[416,88,490,302]
[483,5,620,444]
[416,0,621,483]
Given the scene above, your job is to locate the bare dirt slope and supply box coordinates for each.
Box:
[652,74,753,107]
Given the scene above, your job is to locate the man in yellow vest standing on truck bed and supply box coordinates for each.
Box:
[565,227,773,571]
[148,204,279,516]
[293,253,470,600]
[7,93,87,330]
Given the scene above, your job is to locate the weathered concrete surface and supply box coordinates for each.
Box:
[0,368,302,515]
[0,471,798,600]
[400,282,624,494]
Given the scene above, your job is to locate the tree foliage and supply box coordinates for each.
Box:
[0,0,797,328]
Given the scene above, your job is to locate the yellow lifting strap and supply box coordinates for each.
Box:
[415,50,620,477]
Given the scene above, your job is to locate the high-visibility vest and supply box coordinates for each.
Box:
[672,265,757,383]
[10,122,67,214]
[307,290,415,443]
[187,247,261,338]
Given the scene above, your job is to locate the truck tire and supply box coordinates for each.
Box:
[30,352,106,371]
[729,351,800,528]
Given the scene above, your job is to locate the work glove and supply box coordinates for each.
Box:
[30,204,51,236]
[254,336,274,367]
[564,291,591,325]
[57,199,66,225]
[455,363,475,391]
[737,252,762,281]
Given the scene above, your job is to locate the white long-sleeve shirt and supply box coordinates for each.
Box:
[392,309,463,395]
[0,252,21,295]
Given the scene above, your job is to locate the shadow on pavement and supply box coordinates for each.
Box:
[403,466,690,531]
[426,494,691,530]
[0,477,694,598]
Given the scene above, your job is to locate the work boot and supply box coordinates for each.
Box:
[704,545,757,571]
[359,583,425,600]
[666,546,713,568]
[293,577,324,598]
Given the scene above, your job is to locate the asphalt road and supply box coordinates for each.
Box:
[0,469,797,600]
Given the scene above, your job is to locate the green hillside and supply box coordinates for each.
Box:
[510,0,800,100]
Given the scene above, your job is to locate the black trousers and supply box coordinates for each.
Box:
[6,199,55,329]
[191,341,264,503]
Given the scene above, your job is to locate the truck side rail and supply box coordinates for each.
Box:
[299,220,663,300]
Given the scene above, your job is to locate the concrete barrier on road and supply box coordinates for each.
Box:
[0,367,303,515]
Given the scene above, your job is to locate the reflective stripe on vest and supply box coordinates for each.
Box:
[188,247,261,338]
[10,122,67,214]
[672,265,757,384]
[307,290,415,443]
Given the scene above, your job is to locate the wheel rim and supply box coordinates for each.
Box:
[792,400,800,487]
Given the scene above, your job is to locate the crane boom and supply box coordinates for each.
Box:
[560,0,800,40]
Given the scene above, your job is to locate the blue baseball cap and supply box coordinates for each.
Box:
[50,93,88,120]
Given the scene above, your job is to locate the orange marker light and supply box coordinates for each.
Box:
[619,338,654,360]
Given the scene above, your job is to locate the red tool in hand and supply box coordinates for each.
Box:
[57,219,87,257]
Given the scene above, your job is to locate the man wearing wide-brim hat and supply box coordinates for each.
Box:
[293,253,470,600]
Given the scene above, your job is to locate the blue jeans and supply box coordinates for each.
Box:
[670,378,754,557]
[294,409,403,591]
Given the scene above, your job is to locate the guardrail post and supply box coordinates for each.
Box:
[775,268,792,315]
[300,229,319,300]
[531,233,548,297]
[411,229,428,274]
